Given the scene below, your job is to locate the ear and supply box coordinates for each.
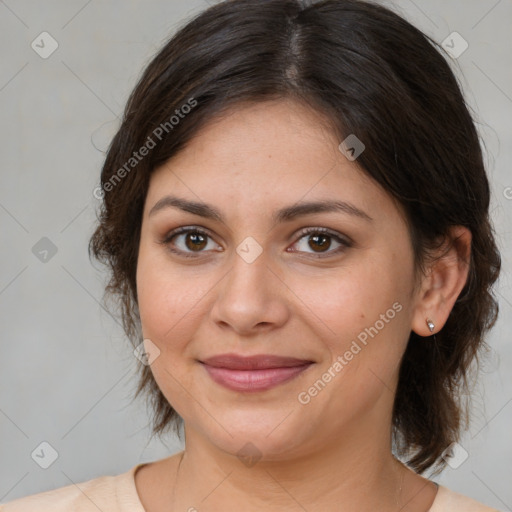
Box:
[411,226,472,337]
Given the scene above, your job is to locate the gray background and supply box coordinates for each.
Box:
[0,0,510,508]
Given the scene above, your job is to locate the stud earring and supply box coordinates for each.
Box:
[426,318,435,333]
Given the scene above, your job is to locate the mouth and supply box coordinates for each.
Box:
[199,353,314,392]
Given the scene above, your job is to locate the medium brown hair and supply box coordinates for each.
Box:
[89,0,501,475]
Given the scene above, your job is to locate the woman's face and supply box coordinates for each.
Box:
[136,99,422,459]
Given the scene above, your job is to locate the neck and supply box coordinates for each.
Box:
[172,420,412,511]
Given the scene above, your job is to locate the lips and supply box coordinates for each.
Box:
[199,353,314,392]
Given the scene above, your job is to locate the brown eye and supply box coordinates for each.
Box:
[291,228,352,258]
[307,233,332,253]
[184,232,208,251]
[161,227,220,258]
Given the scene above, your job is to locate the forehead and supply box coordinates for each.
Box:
[145,99,400,226]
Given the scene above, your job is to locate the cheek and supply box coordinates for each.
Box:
[294,258,404,332]
[299,269,408,423]
[136,263,204,410]
[136,257,212,352]
[290,255,411,386]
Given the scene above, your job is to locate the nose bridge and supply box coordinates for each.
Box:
[226,239,272,297]
[210,238,288,333]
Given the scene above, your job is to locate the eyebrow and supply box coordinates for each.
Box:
[148,195,373,223]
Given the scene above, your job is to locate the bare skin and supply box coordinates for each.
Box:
[134,99,471,511]
[135,452,438,511]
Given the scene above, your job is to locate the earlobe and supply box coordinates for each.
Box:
[412,316,437,338]
[411,226,472,338]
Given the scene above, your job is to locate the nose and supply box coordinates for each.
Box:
[209,246,290,336]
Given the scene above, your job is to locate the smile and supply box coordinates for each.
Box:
[199,354,314,392]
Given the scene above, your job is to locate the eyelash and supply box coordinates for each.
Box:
[160,226,352,260]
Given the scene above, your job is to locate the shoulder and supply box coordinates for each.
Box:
[430,484,503,512]
[0,464,145,512]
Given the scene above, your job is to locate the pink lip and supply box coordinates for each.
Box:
[200,354,314,392]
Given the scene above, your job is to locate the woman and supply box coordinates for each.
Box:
[2,0,503,510]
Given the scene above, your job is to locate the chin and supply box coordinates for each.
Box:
[192,408,318,461]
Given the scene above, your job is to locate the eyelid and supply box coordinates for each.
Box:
[293,226,351,244]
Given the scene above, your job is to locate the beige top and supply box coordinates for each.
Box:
[0,462,502,511]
